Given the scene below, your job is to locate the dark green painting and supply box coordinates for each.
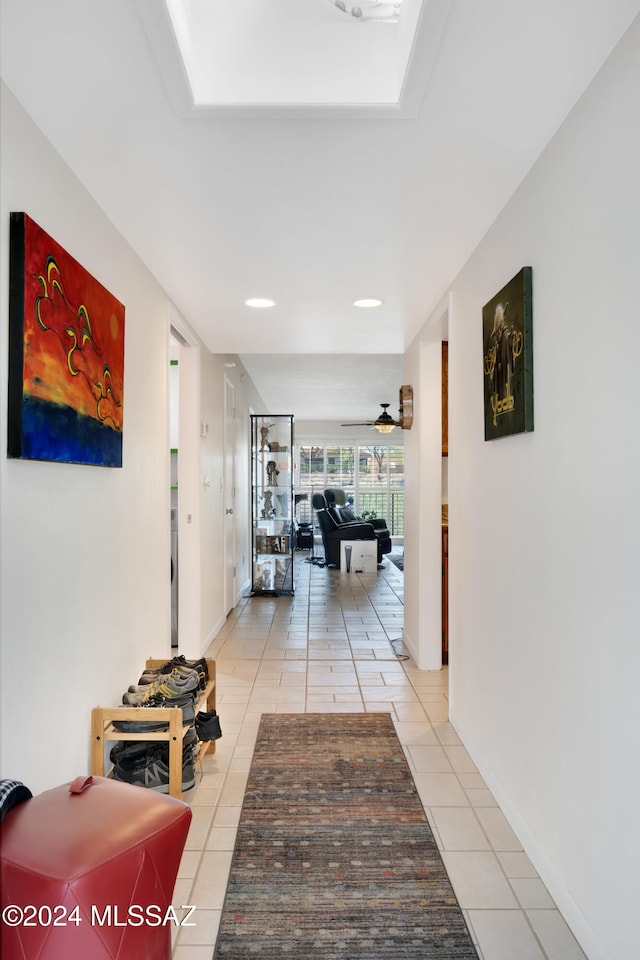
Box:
[482,267,533,441]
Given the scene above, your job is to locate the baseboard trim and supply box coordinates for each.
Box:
[402,627,443,671]
[450,708,599,960]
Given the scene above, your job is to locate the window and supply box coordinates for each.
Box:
[295,441,404,535]
[358,445,404,535]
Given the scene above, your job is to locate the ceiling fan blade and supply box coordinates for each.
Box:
[341,397,407,431]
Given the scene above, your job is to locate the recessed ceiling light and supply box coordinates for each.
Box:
[245,298,275,308]
[353,298,384,308]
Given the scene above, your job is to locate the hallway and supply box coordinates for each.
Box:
[171,557,586,960]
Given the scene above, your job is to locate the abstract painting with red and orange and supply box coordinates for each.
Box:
[8,213,125,466]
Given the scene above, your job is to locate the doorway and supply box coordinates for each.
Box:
[169,340,180,648]
[224,375,237,614]
[168,317,200,656]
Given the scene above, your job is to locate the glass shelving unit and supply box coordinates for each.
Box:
[250,415,294,595]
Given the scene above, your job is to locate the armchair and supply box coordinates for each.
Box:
[311,492,381,568]
[323,488,392,559]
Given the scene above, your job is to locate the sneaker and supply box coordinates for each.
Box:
[112,711,171,733]
[127,666,204,694]
[195,709,222,741]
[122,671,199,705]
[110,740,153,766]
[113,754,195,793]
[112,695,196,731]
[138,656,209,687]
[183,728,200,761]
[111,740,193,768]
[129,667,198,693]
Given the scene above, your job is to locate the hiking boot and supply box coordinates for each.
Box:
[195,709,222,741]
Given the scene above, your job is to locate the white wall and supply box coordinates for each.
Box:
[0,84,172,793]
[406,16,640,959]
[403,338,444,669]
[0,85,270,793]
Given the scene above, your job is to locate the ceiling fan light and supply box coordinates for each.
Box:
[374,404,397,433]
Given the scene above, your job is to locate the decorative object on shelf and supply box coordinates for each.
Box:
[256,535,290,555]
[326,0,402,22]
[261,490,275,518]
[8,213,125,467]
[482,267,533,441]
[341,387,413,433]
[251,415,294,595]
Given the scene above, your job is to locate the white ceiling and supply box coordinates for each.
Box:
[1,0,638,422]
[240,353,405,423]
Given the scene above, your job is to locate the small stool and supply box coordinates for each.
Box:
[1,775,192,960]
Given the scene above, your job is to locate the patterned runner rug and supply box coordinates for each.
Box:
[213,713,478,959]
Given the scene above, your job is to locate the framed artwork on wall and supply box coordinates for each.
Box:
[482,266,533,441]
[8,212,125,467]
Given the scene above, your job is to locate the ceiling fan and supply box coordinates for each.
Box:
[341,386,413,433]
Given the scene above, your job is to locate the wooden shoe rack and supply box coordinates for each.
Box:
[91,658,216,799]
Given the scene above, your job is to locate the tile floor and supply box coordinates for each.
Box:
[171,554,587,960]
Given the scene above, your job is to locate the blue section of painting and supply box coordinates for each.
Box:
[21,395,123,467]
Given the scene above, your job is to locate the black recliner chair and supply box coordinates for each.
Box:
[323,488,392,560]
[312,492,382,568]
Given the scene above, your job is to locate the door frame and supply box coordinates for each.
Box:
[224,375,237,614]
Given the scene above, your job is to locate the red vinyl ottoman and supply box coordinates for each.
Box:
[1,775,192,960]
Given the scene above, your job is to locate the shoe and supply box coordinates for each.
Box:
[110,740,194,768]
[127,670,207,694]
[195,709,222,741]
[128,664,209,693]
[122,670,199,705]
[137,656,209,687]
[110,740,153,766]
[127,666,204,694]
[112,695,196,731]
[112,712,171,733]
[113,754,195,793]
